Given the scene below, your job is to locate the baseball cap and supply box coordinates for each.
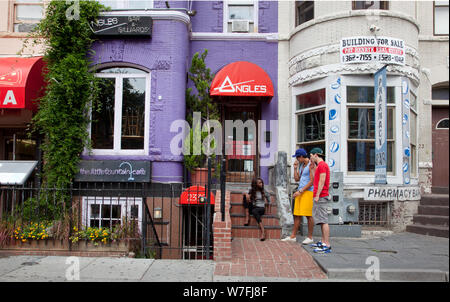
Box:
[292,148,308,158]
[310,147,324,156]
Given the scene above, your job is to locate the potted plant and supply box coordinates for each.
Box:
[185,49,220,184]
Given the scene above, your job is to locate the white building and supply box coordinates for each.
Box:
[278,0,449,231]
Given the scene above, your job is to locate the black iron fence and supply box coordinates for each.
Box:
[0,157,228,260]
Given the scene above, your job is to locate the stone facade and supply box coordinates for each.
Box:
[278,1,448,232]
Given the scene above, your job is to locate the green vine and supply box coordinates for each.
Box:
[27,0,105,190]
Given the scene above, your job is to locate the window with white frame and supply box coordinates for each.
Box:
[98,0,153,10]
[91,67,150,155]
[295,88,326,153]
[12,0,44,32]
[434,1,449,35]
[225,0,257,33]
[410,90,418,177]
[436,118,449,129]
[346,86,396,174]
[82,196,142,231]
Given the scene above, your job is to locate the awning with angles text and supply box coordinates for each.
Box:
[210,61,274,99]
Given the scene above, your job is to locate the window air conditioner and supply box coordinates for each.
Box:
[231,20,250,32]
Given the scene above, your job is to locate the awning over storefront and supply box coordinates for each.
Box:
[179,186,215,205]
[0,57,45,111]
[210,61,274,99]
[0,160,38,185]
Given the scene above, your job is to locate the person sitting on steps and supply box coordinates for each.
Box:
[243,177,271,241]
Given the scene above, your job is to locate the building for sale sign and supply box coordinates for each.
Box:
[341,36,405,65]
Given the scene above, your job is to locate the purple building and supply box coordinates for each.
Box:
[83,0,278,185]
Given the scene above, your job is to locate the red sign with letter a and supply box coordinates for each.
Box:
[0,88,25,109]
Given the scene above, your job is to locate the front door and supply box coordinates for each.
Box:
[223,105,259,183]
[432,107,449,188]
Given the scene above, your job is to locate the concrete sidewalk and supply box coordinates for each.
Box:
[302,232,449,282]
[0,232,448,282]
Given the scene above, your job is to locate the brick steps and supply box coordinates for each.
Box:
[407,191,449,238]
[406,224,449,238]
[231,213,281,227]
[417,205,449,216]
[413,215,449,227]
[432,187,449,195]
[420,194,449,206]
[230,191,281,240]
[230,202,278,216]
[231,225,282,239]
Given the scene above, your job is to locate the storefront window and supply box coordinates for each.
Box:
[82,197,141,230]
[92,78,115,149]
[347,86,395,104]
[296,88,325,110]
[347,86,395,173]
[296,88,325,154]
[92,67,149,155]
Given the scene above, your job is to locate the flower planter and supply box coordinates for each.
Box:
[191,168,215,185]
[0,238,139,257]
[4,238,69,251]
[70,239,131,253]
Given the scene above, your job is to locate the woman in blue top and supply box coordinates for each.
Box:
[282,148,315,244]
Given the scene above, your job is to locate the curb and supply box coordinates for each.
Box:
[322,267,448,282]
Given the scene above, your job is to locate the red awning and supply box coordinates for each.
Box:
[210,61,274,99]
[179,186,215,205]
[0,57,45,111]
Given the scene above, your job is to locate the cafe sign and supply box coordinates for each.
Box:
[90,16,152,36]
[74,160,151,182]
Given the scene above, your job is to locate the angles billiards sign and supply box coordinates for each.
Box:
[90,16,152,36]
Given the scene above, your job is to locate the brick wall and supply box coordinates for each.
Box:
[212,190,232,262]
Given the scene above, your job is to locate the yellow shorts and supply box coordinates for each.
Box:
[293,190,313,217]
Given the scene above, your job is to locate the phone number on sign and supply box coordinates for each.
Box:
[342,54,404,64]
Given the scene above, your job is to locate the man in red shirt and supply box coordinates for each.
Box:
[309,147,332,254]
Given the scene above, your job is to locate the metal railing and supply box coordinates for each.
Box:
[1,157,228,260]
[0,182,157,257]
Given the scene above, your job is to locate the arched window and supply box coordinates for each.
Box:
[89,66,150,155]
[436,118,449,129]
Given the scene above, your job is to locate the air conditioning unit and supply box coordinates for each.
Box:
[231,20,250,32]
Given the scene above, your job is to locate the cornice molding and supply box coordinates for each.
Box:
[289,63,420,87]
[190,32,278,42]
[289,10,420,40]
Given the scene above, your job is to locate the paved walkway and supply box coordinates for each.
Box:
[0,232,447,282]
[303,232,449,282]
[214,238,327,280]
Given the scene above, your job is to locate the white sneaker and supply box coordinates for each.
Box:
[281,236,297,242]
[302,237,314,245]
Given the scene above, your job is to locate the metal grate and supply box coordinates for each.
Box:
[356,202,389,226]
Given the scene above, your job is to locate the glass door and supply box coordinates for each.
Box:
[224,105,259,183]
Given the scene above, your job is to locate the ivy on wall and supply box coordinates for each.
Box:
[29,0,105,189]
